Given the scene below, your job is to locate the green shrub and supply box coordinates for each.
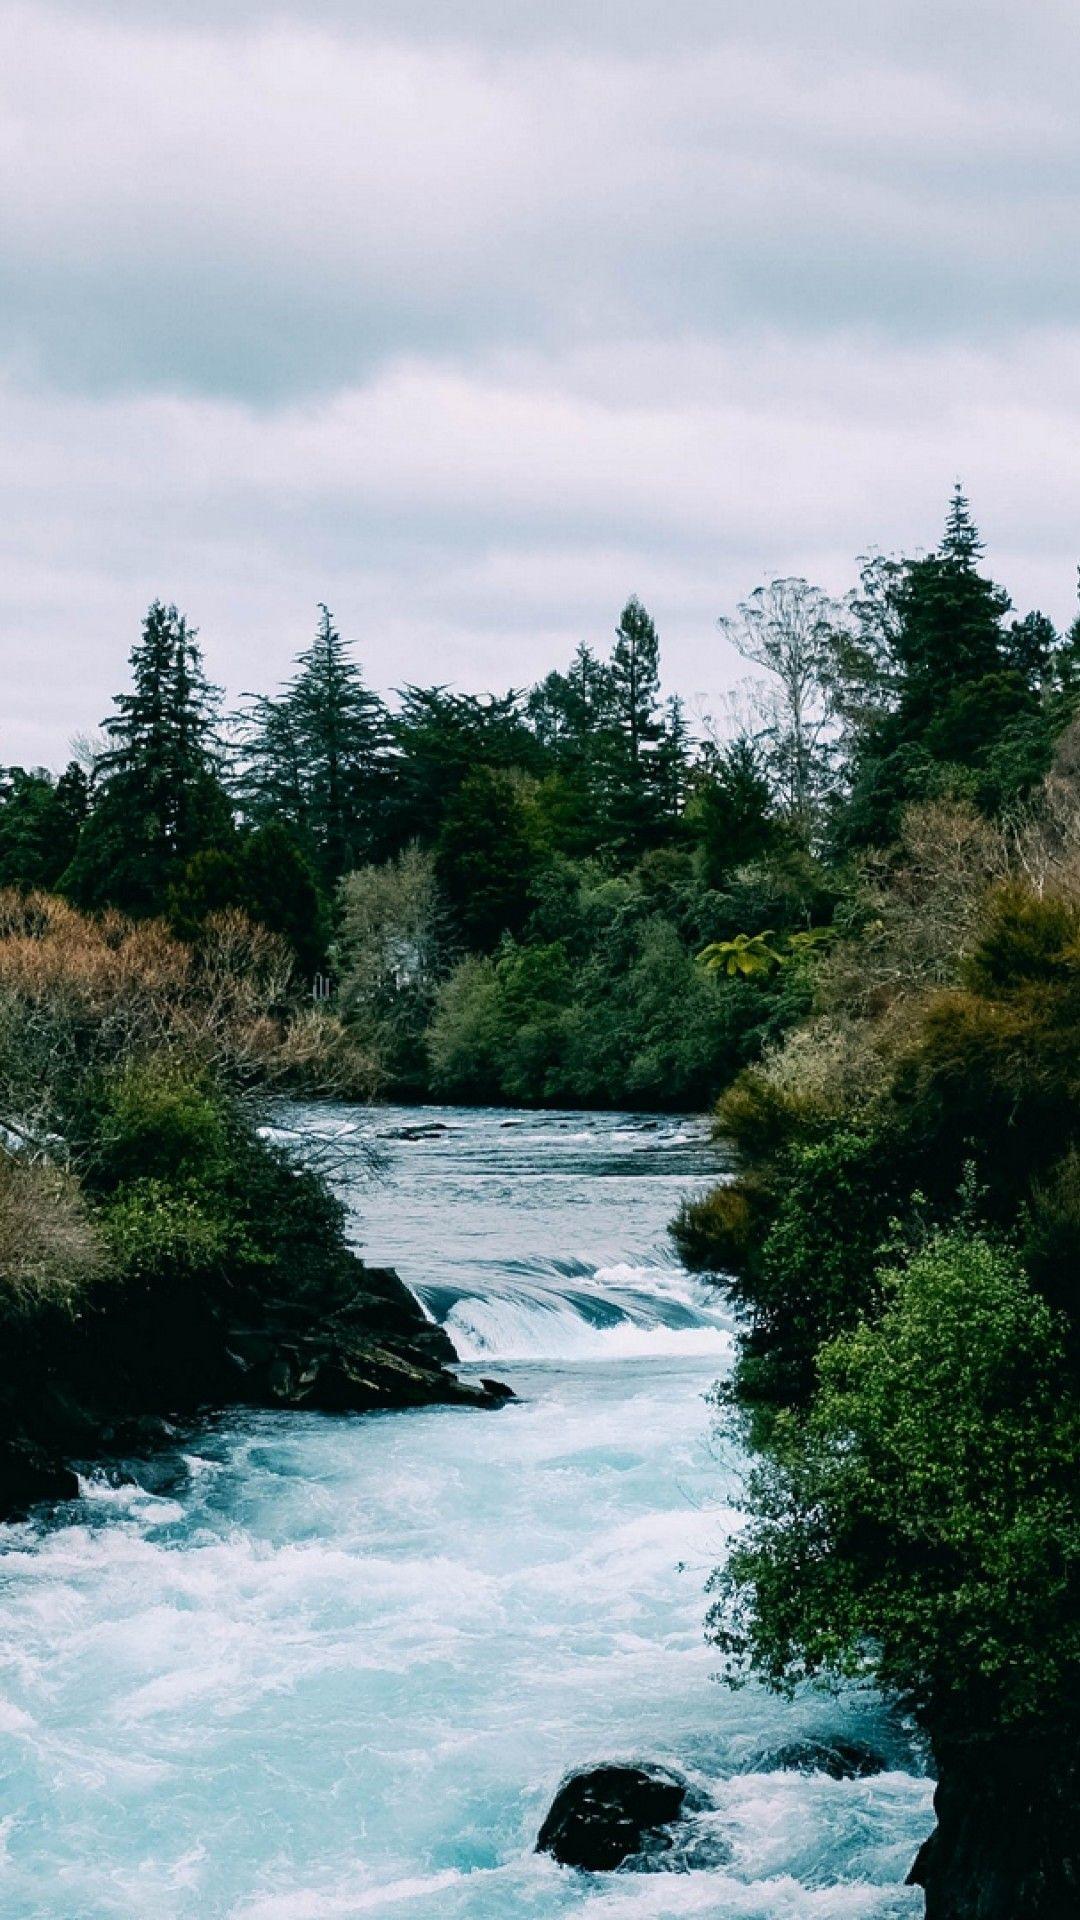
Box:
[101,1179,238,1288]
[670,1181,758,1274]
[83,1062,232,1192]
[712,1230,1080,1732]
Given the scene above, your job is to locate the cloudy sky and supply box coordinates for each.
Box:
[3,0,1080,766]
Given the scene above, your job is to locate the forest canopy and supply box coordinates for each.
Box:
[6,488,1074,1113]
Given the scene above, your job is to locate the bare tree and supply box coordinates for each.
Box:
[719,578,845,837]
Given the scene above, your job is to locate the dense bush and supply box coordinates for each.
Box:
[688,759,1080,1815]
[712,1231,1080,1735]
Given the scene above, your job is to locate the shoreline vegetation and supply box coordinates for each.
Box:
[0,896,506,1522]
[3,487,1080,1911]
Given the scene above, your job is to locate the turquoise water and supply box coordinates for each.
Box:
[0,1108,931,1918]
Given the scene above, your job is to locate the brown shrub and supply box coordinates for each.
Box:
[0,1152,106,1318]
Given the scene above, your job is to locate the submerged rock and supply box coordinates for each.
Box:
[757,1739,887,1780]
[536,1764,690,1871]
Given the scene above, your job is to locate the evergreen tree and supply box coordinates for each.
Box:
[389,684,542,847]
[892,486,1010,700]
[236,693,310,844]
[688,738,777,889]
[65,603,231,914]
[101,601,222,830]
[601,596,665,859]
[0,764,86,890]
[838,492,1051,844]
[610,596,662,778]
[526,643,613,765]
[283,606,392,886]
[434,766,541,951]
[656,694,692,821]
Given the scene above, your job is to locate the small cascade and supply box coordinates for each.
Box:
[421,1258,735,1363]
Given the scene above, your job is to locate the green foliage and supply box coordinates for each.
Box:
[65,602,229,914]
[712,1232,1080,1732]
[426,953,505,1102]
[699,930,784,978]
[168,824,327,972]
[238,606,392,890]
[686,739,777,888]
[670,1180,757,1274]
[427,913,741,1109]
[335,845,442,1091]
[101,1178,237,1287]
[82,1063,233,1192]
[435,768,543,951]
[838,491,1071,848]
[0,764,87,891]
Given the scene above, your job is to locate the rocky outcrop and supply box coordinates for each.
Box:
[536,1764,691,1871]
[0,1257,509,1522]
[908,1733,1080,1920]
[223,1264,505,1414]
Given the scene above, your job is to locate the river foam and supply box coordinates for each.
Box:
[0,1106,930,1917]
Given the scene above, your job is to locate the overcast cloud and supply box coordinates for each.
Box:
[3,0,1080,765]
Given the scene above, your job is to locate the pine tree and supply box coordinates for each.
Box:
[236,693,310,843]
[610,597,662,776]
[601,596,665,859]
[893,487,1010,694]
[282,606,392,885]
[941,482,984,569]
[656,694,691,820]
[526,644,613,764]
[66,602,230,912]
[839,493,1035,846]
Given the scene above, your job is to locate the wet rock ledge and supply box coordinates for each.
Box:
[0,1257,510,1523]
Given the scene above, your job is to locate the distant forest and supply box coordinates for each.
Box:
[4,486,1079,1109]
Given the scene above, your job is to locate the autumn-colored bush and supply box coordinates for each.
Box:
[0,1152,105,1319]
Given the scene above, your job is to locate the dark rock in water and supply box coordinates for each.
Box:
[387,1122,452,1141]
[759,1739,887,1780]
[0,1437,80,1517]
[908,1731,1080,1920]
[224,1263,510,1415]
[537,1764,690,1871]
[480,1377,515,1401]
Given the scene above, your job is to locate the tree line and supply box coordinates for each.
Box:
[3,487,1079,1110]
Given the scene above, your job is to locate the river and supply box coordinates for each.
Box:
[0,1106,931,1918]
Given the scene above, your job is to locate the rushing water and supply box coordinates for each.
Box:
[0,1107,931,1919]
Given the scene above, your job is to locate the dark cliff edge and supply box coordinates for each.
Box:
[0,1254,510,1523]
[908,1734,1080,1920]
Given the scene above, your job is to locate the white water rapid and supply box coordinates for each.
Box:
[0,1106,931,1917]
